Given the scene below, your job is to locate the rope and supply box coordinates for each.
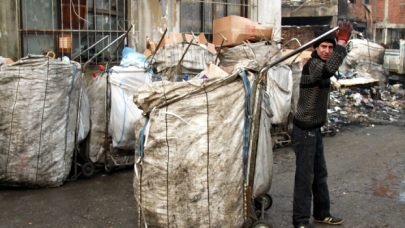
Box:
[202,79,211,226]
[35,58,52,184]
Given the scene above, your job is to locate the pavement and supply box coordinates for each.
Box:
[1,124,404,228]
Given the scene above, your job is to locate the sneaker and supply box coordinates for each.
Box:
[294,223,314,228]
[314,215,344,225]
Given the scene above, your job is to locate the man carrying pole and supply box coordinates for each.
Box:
[291,20,352,228]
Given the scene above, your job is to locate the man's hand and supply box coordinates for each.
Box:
[334,20,352,43]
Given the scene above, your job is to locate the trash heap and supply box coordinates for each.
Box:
[324,39,405,126]
[327,85,405,126]
[338,39,388,88]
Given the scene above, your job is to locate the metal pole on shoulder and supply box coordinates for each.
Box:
[259,26,339,80]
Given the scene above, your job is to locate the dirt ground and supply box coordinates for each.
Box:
[1,124,404,228]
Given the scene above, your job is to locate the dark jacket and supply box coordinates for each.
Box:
[293,45,346,129]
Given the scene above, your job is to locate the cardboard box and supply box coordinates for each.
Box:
[207,43,216,54]
[198,33,208,45]
[157,32,198,49]
[6,58,14,64]
[146,37,157,53]
[213,15,273,47]
[143,49,152,58]
[282,49,312,66]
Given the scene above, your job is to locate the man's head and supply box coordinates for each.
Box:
[315,41,334,61]
[313,26,336,60]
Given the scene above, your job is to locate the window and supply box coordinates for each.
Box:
[180,0,249,41]
[362,0,369,4]
[19,0,127,65]
[348,0,356,4]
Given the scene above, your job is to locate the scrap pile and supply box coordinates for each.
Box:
[328,85,405,126]
[337,39,387,88]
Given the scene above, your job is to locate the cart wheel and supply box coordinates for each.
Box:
[251,219,273,228]
[82,162,95,177]
[254,193,273,211]
[329,127,337,136]
[105,159,115,174]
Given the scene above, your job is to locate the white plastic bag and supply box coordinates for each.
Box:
[109,66,150,150]
[267,64,293,124]
[252,91,273,198]
[120,47,149,68]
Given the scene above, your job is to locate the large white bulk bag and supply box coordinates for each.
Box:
[0,55,86,187]
[345,39,385,66]
[108,66,150,150]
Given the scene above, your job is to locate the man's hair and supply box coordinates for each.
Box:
[313,26,336,48]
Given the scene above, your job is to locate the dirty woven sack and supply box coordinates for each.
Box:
[0,55,84,187]
[86,74,109,163]
[150,43,216,80]
[252,91,274,198]
[345,39,385,66]
[133,62,257,227]
[267,64,293,124]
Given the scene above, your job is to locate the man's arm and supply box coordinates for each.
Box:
[308,46,347,81]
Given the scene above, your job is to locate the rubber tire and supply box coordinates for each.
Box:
[329,127,337,137]
[82,162,95,177]
[254,193,273,211]
[105,158,115,174]
[251,219,273,228]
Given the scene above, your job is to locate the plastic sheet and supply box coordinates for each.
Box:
[120,47,149,68]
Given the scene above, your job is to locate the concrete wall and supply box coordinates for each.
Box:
[281,1,338,27]
[0,1,19,61]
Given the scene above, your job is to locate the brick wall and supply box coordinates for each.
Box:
[281,26,319,51]
[375,0,385,21]
[388,0,405,24]
[337,0,390,23]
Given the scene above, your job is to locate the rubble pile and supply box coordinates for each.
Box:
[327,85,405,126]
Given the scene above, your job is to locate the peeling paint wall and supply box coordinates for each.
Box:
[128,0,180,53]
[131,0,281,50]
[257,0,282,39]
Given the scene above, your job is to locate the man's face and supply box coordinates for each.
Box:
[315,41,334,60]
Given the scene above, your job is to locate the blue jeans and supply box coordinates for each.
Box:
[291,125,331,225]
